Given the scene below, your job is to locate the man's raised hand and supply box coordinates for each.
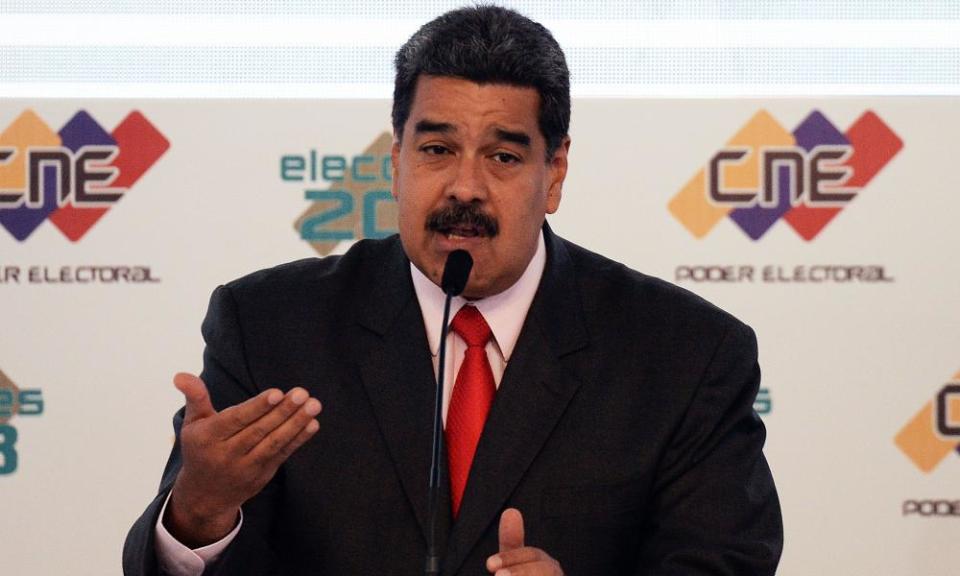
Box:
[486,508,564,576]
[164,373,321,547]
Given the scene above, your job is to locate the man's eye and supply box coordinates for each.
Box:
[493,152,520,164]
[421,145,449,155]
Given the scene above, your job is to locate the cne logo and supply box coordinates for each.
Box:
[895,370,960,473]
[0,109,169,242]
[669,109,902,241]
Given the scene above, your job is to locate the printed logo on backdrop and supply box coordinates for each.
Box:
[0,109,169,285]
[0,368,43,475]
[896,369,960,518]
[896,369,960,474]
[667,109,903,285]
[285,132,398,256]
[754,387,772,417]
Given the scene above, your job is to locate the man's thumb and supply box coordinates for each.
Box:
[498,508,525,552]
[173,372,215,424]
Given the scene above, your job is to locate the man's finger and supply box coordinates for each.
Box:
[488,547,562,574]
[267,413,320,467]
[498,508,525,552]
[213,387,287,439]
[247,397,322,465]
[492,547,544,566]
[173,373,217,424]
[229,388,315,452]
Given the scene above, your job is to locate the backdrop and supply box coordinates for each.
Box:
[1,98,957,575]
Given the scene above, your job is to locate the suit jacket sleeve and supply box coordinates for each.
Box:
[635,320,783,575]
[124,285,284,576]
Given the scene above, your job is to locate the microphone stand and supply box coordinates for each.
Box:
[425,249,471,576]
[425,290,453,576]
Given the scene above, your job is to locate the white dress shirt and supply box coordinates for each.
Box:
[411,231,546,419]
[155,232,547,576]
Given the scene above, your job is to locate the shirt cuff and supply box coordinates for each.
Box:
[154,491,243,576]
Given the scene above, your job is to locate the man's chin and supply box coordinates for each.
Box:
[460,272,506,300]
[460,288,488,301]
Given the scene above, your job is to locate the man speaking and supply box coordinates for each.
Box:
[125,6,783,575]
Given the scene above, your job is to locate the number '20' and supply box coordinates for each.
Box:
[300,189,396,241]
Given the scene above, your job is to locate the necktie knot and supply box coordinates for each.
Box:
[451,306,492,348]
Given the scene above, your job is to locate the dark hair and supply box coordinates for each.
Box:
[392,5,570,160]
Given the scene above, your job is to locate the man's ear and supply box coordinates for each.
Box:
[546,136,570,214]
[390,135,401,200]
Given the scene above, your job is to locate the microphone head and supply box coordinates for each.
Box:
[441,250,473,296]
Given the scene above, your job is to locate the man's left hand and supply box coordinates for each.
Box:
[486,508,564,575]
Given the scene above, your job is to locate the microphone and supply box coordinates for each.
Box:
[441,249,473,296]
[426,250,472,576]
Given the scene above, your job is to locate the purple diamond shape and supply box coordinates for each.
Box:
[728,161,796,241]
[794,110,848,152]
[59,110,115,153]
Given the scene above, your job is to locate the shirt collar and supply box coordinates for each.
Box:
[410,230,546,361]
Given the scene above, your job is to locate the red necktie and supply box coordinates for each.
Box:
[445,305,496,518]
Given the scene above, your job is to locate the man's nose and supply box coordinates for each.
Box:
[446,154,488,204]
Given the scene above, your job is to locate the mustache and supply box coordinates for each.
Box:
[425,202,499,237]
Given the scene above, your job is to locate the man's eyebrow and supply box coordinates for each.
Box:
[412,121,531,148]
[414,120,454,134]
[494,128,531,148]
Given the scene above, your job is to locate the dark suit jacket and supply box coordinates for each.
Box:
[124,226,782,575]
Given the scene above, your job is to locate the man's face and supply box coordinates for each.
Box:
[391,75,569,299]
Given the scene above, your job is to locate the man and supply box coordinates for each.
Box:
[125,6,782,575]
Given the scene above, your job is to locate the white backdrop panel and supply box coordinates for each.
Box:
[0,98,957,575]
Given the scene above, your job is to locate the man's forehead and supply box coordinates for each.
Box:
[409,75,539,111]
[404,76,542,138]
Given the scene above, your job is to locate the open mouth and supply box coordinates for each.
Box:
[438,225,484,239]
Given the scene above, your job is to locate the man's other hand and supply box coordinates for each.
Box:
[486,508,564,575]
[164,373,321,547]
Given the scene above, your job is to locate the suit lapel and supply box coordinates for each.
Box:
[443,226,590,575]
[355,238,452,550]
